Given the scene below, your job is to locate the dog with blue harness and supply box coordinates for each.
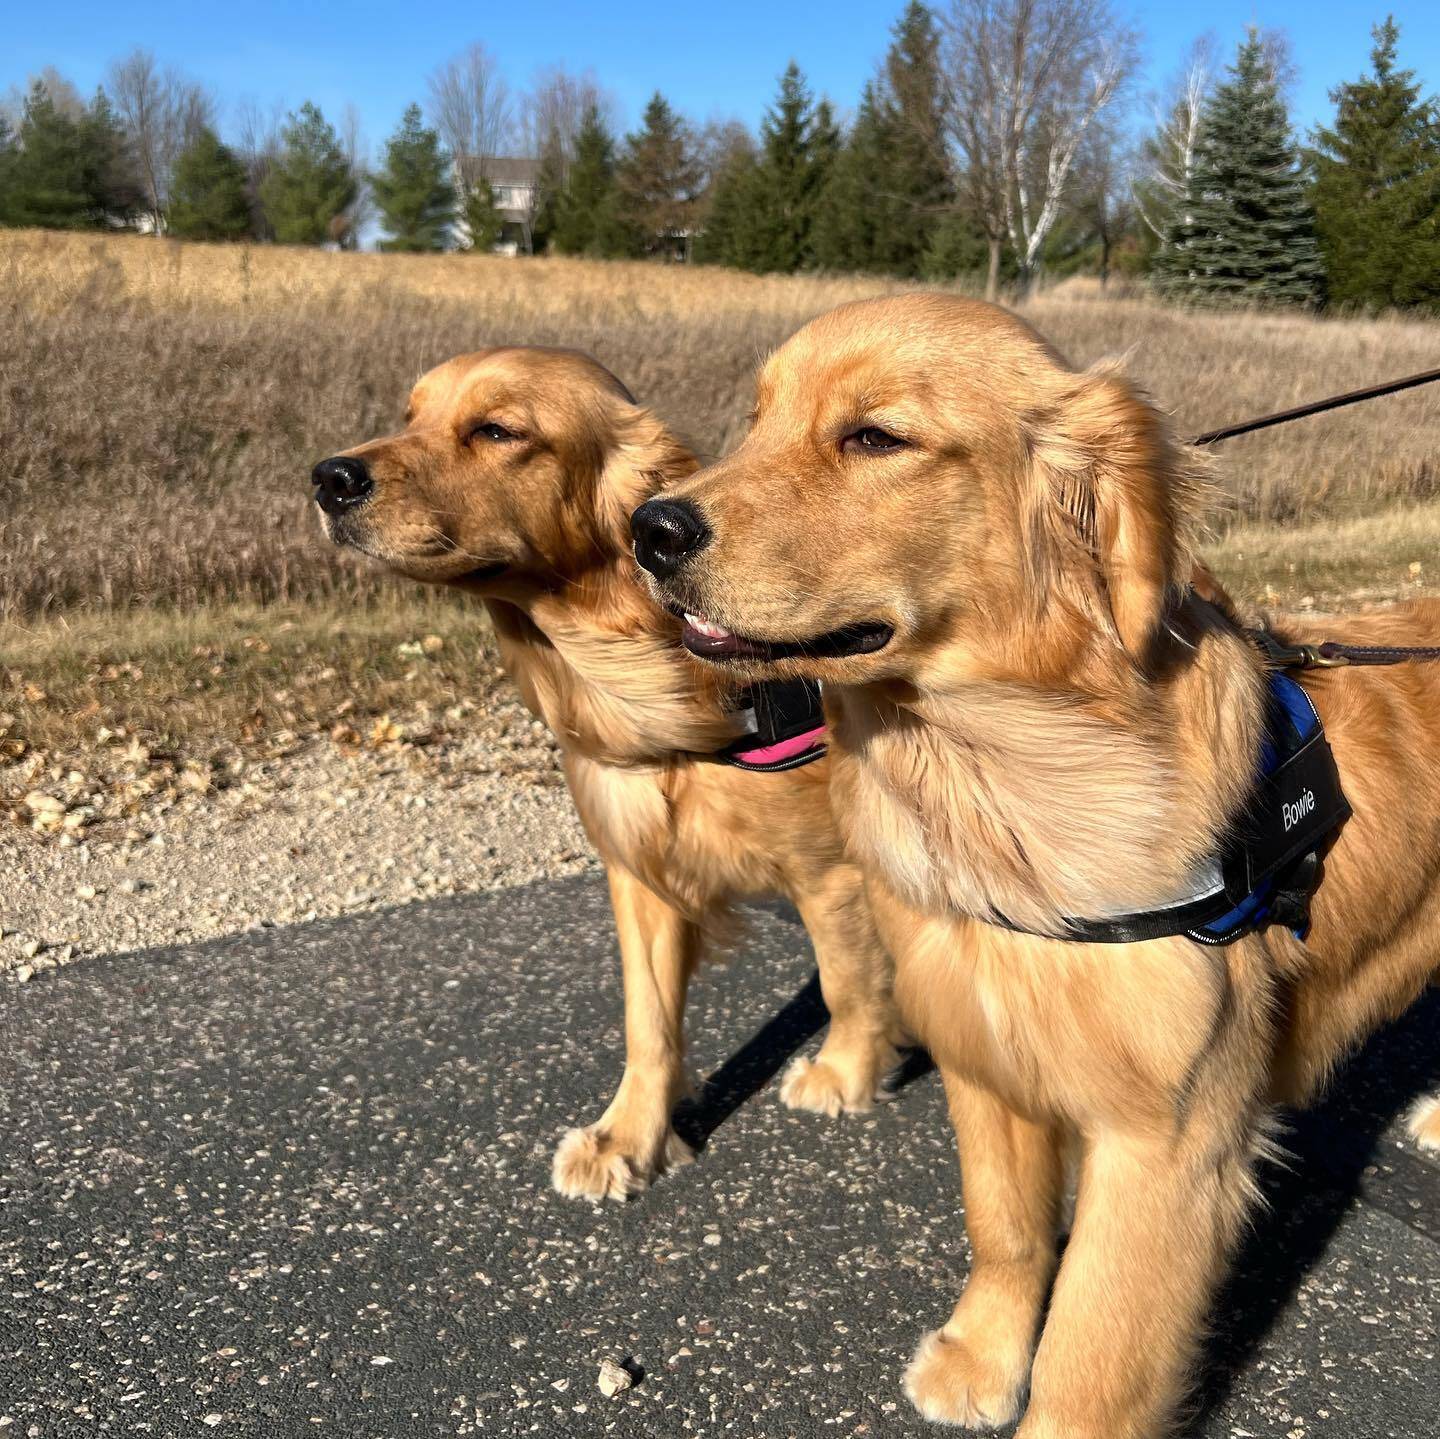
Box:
[633,290,1440,1438]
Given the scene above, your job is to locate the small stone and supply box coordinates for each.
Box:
[202,1417,222,1429]
[20,939,42,959]
[76,885,98,901]
[370,1356,393,1366]
[14,965,33,984]
[597,1358,634,1398]
[702,1232,722,1246]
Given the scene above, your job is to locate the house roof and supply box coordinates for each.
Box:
[473,156,541,186]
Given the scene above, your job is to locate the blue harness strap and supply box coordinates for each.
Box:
[1188,673,1345,944]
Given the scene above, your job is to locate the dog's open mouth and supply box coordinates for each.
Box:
[679,610,893,663]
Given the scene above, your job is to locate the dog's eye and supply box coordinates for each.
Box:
[842,426,907,455]
[468,421,518,444]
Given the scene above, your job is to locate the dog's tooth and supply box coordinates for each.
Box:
[685,613,732,641]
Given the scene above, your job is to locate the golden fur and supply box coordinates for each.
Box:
[315,345,903,1200]
[642,294,1440,1434]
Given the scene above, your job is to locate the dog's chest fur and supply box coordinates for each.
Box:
[830,684,1231,938]
[486,596,827,916]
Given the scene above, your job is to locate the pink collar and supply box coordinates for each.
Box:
[719,680,828,773]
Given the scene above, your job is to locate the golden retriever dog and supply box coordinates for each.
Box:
[633,294,1440,1435]
[309,345,903,1201]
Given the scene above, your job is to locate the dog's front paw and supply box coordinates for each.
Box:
[779,1054,876,1116]
[779,1032,900,1117]
[903,1327,1027,1430]
[551,1124,694,1201]
[1407,1094,1440,1152]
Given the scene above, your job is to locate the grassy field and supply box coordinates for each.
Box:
[3,228,1438,775]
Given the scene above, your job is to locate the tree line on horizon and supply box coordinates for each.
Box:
[1,3,1437,312]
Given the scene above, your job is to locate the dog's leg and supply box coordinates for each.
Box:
[780,863,903,1116]
[904,1073,1061,1429]
[1010,1117,1258,1439]
[551,866,699,1201]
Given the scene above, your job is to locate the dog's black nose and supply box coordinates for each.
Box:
[311,456,373,515]
[631,498,711,579]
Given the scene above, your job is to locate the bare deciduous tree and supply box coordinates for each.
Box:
[517,68,611,252]
[1071,116,1133,287]
[519,66,609,164]
[428,43,512,190]
[109,49,213,231]
[338,102,371,248]
[941,0,1135,297]
[234,97,286,240]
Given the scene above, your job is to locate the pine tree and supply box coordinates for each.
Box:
[808,97,842,248]
[922,206,996,280]
[616,92,704,259]
[551,104,627,257]
[528,141,567,254]
[167,127,252,240]
[258,102,356,245]
[692,136,762,267]
[813,5,952,277]
[83,88,143,223]
[460,175,504,252]
[875,1,951,274]
[810,86,885,271]
[372,104,454,252]
[2,81,112,229]
[748,63,834,272]
[1311,18,1440,311]
[0,114,14,224]
[1158,31,1324,307]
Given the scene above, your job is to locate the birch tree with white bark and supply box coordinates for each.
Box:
[940,0,1135,297]
[1133,38,1214,251]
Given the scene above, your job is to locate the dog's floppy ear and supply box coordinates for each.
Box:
[1027,367,1203,666]
[596,401,698,548]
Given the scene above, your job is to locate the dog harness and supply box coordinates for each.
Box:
[994,670,1351,946]
[720,679,829,773]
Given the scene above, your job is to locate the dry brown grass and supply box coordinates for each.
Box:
[2,229,1437,783]
[4,227,1438,624]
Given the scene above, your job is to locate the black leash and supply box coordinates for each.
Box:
[1252,631,1440,670]
[1187,368,1440,668]
[1191,365,1440,448]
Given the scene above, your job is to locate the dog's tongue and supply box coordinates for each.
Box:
[682,613,751,659]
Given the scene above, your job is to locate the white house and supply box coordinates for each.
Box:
[453,156,541,255]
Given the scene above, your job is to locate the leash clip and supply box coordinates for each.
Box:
[1300,644,1350,669]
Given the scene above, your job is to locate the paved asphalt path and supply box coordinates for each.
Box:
[2,876,1436,1438]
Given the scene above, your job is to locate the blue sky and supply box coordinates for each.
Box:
[5,1,1438,154]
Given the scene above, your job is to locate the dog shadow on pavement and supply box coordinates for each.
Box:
[1196,984,1440,1429]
